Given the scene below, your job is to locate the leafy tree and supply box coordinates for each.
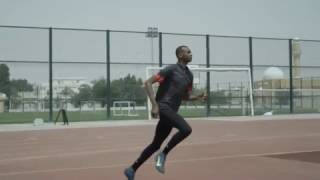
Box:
[90,78,107,106]
[60,87,75,98]
[88,74,145,106]
[0,64,10,97]
[92,78,107,99]
[71,74,148,108]
[71,84,92,107]
[110,74,145,105]
[10,79,34,97]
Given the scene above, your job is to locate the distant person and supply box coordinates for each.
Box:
[124,45,207,180]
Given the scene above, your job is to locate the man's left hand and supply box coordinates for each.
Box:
[198,92,208,101]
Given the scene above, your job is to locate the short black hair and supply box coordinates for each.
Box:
[175,45,188,58]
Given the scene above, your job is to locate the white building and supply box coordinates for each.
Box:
[10,77,88,112]
[39,77,88,99]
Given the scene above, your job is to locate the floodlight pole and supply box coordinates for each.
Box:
[146,27,158,66]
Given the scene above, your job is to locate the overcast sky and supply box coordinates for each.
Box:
[1,0,320,39]
[0,0,320,84]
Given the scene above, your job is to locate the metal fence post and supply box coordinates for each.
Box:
[159,32,162,67]
[106,30,111,119]
[206,35,211,117]
[248,37,254,115]
[49,27,53,122]
[289,39,294,113]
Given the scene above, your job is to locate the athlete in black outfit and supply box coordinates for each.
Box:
[124,45,207,180]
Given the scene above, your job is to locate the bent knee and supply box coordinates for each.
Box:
[182,126,192,137]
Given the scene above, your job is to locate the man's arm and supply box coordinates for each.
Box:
[143,75,160,118]
[184,91,207,101]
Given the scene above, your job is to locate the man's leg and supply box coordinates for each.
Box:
[155,107,192,173]
[162,108,192,155]
[128,115,172,171]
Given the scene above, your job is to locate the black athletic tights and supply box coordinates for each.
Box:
[131,105,192,171]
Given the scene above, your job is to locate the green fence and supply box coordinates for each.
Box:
[0,25,320,123]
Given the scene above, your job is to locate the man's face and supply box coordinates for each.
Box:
[178,47,192,63]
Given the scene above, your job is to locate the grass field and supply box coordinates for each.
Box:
[0,107,318,124]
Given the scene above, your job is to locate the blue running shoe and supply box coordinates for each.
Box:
[155,152,166,174]
[124,167,135,180]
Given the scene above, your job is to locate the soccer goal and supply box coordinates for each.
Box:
[146,66,254,120]
[112,100,139,116]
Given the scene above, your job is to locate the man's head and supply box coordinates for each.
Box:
[176,45,192,64]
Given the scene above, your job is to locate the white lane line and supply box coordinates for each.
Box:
[1,133,320,163]
[0,149,319,176]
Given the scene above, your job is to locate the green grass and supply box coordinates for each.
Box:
[0,112,49,124]
[0,110,149,124]
[0,107,318,124]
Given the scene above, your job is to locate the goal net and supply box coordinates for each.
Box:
[146,65,254,120]
[112,100,139,116]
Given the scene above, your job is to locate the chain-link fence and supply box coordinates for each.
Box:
[1,25,320,123]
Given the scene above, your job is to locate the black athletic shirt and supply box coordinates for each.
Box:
[155,62,193,112]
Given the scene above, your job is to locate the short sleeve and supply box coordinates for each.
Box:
[159,65,175,77]
[155,65,175,83]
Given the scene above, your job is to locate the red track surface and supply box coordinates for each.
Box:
[0,118,320,180]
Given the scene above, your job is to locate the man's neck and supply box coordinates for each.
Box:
[178,60,188,66]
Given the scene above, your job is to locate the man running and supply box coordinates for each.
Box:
[124,45,207,180]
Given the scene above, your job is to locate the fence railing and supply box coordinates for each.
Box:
[1,25,320,123]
